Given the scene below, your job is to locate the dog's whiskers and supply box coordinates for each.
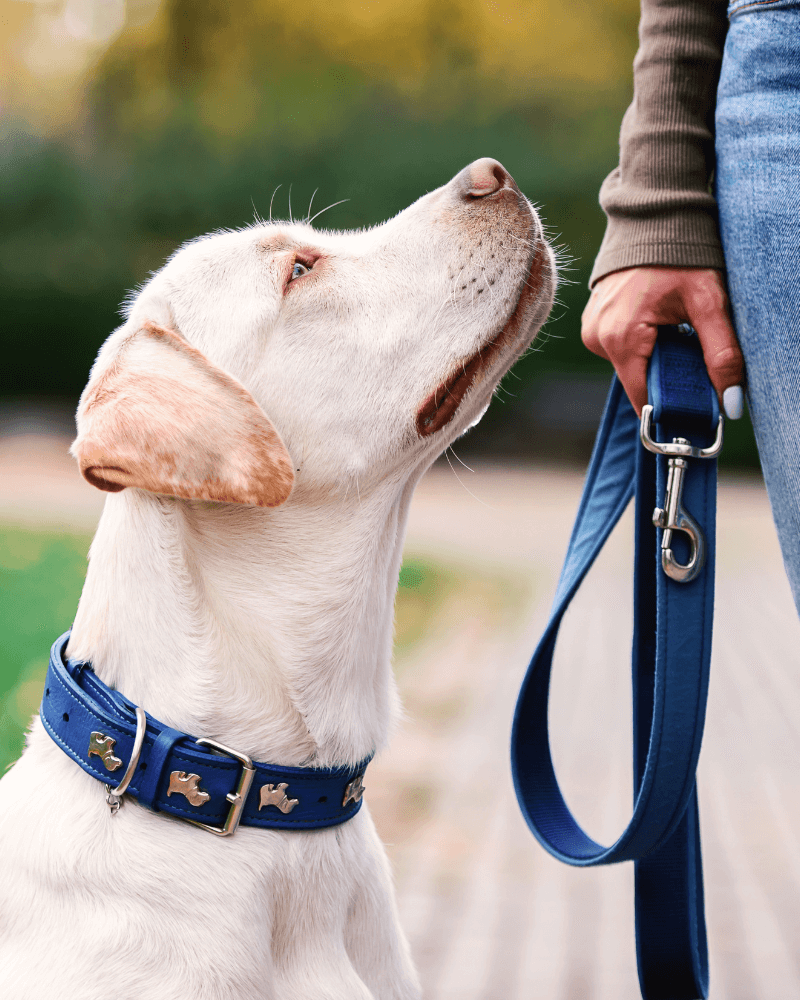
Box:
[444,448,497,510]
[306,188,319,224]
[288,184,294,224]
[480,265,497,306]
[251,197,264,225]
[448,446,475,474]
[308,199,350,226]
[269,185,282,224]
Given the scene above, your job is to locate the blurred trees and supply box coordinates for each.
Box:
[0,0,758,463]
[92,0,641,134]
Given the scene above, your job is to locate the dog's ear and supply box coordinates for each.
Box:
[72,321,294,507]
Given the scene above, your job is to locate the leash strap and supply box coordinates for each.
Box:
[41,632,371,833]
[511,326,718,999]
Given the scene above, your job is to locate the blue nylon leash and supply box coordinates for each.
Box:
[41,632,371,834]
[511,326,720,999]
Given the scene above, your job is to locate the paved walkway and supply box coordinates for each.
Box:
[388,464,800,999]
[2,434,799,998]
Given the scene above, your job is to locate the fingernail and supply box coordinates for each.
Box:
[723,385,744,420]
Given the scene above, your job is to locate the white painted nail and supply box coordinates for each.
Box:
[723,385,744,420]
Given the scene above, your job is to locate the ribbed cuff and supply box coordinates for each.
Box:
[589,211,726,287]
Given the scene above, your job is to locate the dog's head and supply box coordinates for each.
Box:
[72,159,555,505]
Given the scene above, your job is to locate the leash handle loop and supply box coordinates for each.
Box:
[511,326,717,999]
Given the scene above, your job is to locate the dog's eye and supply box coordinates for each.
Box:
[290,261,311,280]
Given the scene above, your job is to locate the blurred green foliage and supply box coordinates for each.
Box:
[0,101,624,398]
[0,0,759,465]
[0,525,90,771]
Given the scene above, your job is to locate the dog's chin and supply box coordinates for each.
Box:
[415,240,550,439]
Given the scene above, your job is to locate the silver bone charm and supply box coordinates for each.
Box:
[259,783,299,814]
[342,773,365,808]
[640,405,724,584]
[167,771,211,807]
[87,732,123,772]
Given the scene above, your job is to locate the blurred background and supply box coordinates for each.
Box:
[0,0,760,462]
[4,3,799,998]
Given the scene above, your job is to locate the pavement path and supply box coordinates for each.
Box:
[394,463,800,1000]
[2,433,800,998]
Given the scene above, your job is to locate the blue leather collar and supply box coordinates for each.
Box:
[41,632,371,835]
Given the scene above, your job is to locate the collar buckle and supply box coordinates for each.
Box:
[182,737,256,837]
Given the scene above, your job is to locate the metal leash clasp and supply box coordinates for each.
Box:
[639,405,724,584]
[651,448,704,583]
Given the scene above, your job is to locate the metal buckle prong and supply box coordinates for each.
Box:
[640,406,724,584]
[183,738,256,838]
[105,705,147,815]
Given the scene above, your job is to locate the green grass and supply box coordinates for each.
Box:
[396,558,460,653]
[0,525,92,770]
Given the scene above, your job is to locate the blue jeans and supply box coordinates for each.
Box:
[715,0,800,609]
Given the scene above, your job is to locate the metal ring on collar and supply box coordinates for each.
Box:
[104,705,147,813]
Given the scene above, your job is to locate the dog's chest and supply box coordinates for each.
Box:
[0,737,380,998]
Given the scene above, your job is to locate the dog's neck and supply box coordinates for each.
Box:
[68,473,420,768]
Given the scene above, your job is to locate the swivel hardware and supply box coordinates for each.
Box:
[652,448,704,582]
[639,405,724,584]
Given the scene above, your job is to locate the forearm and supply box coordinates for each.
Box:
[590,0,730,286]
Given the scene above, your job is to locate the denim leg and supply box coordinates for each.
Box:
[716,4,800,610]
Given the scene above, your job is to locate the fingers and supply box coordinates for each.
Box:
[612,352,650,415]
[592,323,656,414]
[581,273,657,414]
[582,267,745,417]
[681,270,745,406]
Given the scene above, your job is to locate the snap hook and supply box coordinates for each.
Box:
[640,407,723,585]
[651,449,705,583]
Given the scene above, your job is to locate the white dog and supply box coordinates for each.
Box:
[0,159,554,999]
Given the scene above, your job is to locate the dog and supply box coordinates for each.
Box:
[0,159,555,998]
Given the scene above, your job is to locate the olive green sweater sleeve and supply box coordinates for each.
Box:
[590,0,730,287]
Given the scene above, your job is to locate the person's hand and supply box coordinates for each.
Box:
[581,267,744,417]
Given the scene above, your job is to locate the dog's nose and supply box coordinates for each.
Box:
[459,158,514,199]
